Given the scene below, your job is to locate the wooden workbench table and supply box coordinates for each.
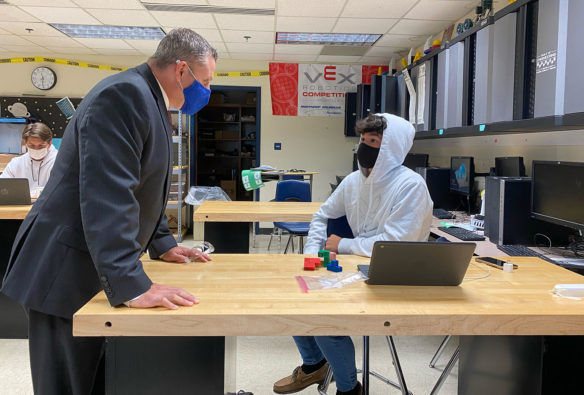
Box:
[193,201,322,253]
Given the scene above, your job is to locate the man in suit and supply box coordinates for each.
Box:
[1,28,217,394]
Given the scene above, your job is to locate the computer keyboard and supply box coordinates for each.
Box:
[496,244,557,264]
[433,208,456,219]
[438,226,486,241]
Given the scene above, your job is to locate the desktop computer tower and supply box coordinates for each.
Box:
[446,42,465,129]
[485,177,533,245]
[356,83,371,120]
[380,75,398,115]
[534,0,584,117]
[490,12,516,123]
[473,23,494,125]
[344,92,357,137]
[416,167,457,210]
[485,177,572,246]
[369,75,382,114]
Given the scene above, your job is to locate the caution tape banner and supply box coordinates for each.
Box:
[0,57,269,77]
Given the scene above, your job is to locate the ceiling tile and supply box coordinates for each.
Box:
[74,37,133,49]
[125,39,159,54]
[365,46,404,57]
[274,54,318,62]
[389,19,453,35]
[85,9,158,26]
[405,0,476,21]
[44,45,98,54]
[151,11,217,29]
[342,0,415,19]
[207,0,275,7]
[94,48,142,56]
[19,7,100,24]
[277,17,336,33]
[1,44,45,52]
[316,55,362,63]
[277,0,344,17]
[163,27,222,42]
[228,52,273,60]
[0,22,66,36]
[73,0,145,9]
[374,34,426,48]
[225,42,273,53]
[274,44,323,55]
[0,6,40,22]
[0,34,37,46]
[360,56,392,65]
[22,35,87,47]
[333,18,398,34]
[0,27,9,35]
[9,0,77,5]
[208,41,227,52]
[214,14,274,31]
[221,30,274,44]
[0,47,8,52]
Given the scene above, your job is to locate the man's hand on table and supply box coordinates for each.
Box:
[128,283,198,310]
[325,234,342,253]
[161,246,211,263]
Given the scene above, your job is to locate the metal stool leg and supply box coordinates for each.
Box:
[299,236,304,253]
[430,346,459,395]
[430,336,452,368]
[386,336,410,395]
[317,366,334,395]
[284,235,293,253]
[362,336,370,395]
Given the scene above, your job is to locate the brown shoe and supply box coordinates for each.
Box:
[273,363,330,394]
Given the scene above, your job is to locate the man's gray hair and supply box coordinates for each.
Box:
[150,28,218,67]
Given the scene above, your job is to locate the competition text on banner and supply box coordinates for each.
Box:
[0,57,268,77]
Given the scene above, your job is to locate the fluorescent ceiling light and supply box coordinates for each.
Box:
[50,24,166,40]
[276,32,381,46]
[142,2,275,15]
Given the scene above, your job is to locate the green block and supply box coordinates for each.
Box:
[318,250,330,265]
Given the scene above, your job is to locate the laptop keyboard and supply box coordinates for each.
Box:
[496,244,557,264]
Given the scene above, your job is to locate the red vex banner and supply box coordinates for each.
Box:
[269,63,389,117]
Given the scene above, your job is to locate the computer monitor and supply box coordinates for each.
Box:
[531,161,584,231]
[403,153,429,171]
[495,156,526,177]
[450,156,475,196]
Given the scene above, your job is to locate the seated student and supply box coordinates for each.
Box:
[273,113,433,395]
[0,122,58,197]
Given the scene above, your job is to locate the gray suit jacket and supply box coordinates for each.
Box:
[1,63,178,318]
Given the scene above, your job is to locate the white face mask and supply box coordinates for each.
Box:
[28,147,48,161]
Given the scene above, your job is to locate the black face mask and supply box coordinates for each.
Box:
[357,143,380,169]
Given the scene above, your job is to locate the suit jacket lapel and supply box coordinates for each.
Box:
[135,63,173,204]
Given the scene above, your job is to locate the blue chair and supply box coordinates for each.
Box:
[272,180,311,253]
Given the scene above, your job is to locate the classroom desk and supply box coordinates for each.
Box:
[0,204,32,338]
[261,170,318,196]
[193,201,322,253]
[74,254,584,395]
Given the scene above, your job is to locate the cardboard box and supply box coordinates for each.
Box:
[220,180,237,200]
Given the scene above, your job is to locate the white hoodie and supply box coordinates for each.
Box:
[0,144,58,194]
[304,113,433,256]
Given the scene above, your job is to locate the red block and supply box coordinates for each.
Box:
[304,258,316,270]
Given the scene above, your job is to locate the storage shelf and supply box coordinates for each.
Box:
[198,121,240,124]
[198,138,240,141]
[414,113,584,140]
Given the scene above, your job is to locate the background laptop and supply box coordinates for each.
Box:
[0,178,32,205]
[358,241,476,286]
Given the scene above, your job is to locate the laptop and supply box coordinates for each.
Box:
[0,178,32,205]
[358,241,476,286]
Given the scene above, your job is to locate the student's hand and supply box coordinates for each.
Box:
[161,246,212,263]
[325,234,342,253]
[129,283,198,310]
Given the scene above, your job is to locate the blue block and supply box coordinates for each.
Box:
[329,259,339,267]
[327,265,342,272]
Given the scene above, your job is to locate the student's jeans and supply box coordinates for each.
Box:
[293,335,357,392]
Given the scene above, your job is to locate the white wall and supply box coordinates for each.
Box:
[0,56,357,230]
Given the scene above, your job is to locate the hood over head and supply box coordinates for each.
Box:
[359,113,415,183]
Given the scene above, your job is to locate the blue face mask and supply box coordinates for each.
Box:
[177,60,211,115]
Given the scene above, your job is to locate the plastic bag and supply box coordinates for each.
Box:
[296,271,367,293]
[185,186,231,206]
